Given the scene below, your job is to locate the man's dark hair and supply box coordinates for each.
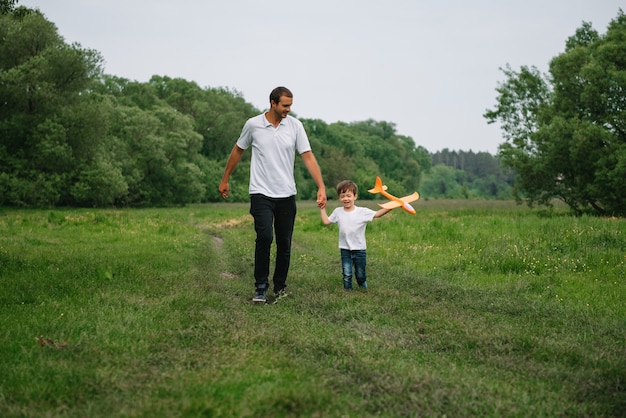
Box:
[270,86,293,104]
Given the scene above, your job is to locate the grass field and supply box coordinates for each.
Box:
[1,200,625,417]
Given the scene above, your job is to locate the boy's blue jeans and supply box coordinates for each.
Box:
[340,249,367,290]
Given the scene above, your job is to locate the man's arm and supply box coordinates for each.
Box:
[301,151,327,208]
[219,145,245,199]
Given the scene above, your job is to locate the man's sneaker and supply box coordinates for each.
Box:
[252,288,267,303]
[273,287,288,300]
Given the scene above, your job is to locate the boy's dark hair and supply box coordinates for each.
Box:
[336,180,358,196]
[270,86,293,104]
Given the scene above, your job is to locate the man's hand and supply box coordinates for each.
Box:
[219,180,229,199]
[316,188,327,209]
[219,145,245,200]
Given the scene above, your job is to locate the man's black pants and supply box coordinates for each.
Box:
[249,194,296,293]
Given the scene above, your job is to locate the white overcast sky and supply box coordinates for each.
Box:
[20,0,624,154]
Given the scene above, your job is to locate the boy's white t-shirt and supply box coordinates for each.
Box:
[236,113,312,198]
[328,206,376,250]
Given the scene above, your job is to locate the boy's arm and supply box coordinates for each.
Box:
[320,207,332,225]
[373,208,391,219]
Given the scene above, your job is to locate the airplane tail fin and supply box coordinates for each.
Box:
[368,176,387,194]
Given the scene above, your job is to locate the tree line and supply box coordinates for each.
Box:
[1,3,436,207]
[2,1,624,215]
[423,149,514,199]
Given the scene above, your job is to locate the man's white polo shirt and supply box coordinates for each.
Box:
[236,113,312,198]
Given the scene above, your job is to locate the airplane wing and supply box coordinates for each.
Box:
[377,192,419,210]
[400,192,419,203]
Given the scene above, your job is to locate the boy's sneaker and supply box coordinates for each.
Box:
[358,281,368,289]
[252,288,267,303]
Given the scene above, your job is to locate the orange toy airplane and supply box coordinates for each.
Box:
[368,176,419,215]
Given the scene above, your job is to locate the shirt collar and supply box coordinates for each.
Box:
[263,113,286,128]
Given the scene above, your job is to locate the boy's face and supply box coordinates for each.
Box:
[338,190,357,210]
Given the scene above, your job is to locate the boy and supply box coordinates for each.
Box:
[320,180,390,290]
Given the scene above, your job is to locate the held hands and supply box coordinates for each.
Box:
[317,188,327,209]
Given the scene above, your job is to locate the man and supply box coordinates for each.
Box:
[219,86,327,303]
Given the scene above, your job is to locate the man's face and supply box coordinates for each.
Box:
[271,96,292,119]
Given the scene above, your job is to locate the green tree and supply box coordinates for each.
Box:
[0,7,104,206]
[148,76,258,159]
[70,154,128,207]
[303,119,358,190]
[104,98,205,206]
[420,164,464,198]
[431,149,514,199]
[305,118,430,198]
[0,0,16,15]
[485,11,626,216]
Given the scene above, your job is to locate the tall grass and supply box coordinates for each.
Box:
[0,201,624,417]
